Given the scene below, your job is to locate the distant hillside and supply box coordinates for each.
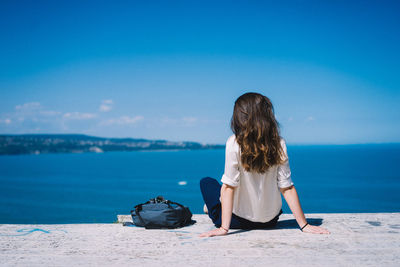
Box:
[0,134,224,155]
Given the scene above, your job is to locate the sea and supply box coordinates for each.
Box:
[0,144,399,224]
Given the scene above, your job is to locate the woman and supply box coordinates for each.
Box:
[199,92,329,237]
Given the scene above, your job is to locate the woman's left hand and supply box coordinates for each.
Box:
[302,224,330,234]
[199,227,228,237]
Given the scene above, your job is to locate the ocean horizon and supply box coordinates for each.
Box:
[0,144,399,224]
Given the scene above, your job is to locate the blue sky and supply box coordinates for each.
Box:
[0,0,399,144]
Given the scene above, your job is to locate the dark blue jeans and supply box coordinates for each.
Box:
[200,177,282,229]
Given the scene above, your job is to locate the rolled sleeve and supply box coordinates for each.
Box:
[277,138,294,188]
[277,160,294,188]
[220,136,240,187]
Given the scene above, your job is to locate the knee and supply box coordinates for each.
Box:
[200,177,216,189]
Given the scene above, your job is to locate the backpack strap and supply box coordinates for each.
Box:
[165,200,185,208]
[165,200,192,226]
[132,202,166,229]
[131,202,151,228]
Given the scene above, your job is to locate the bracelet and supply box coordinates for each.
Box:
[220,226,229,232]
[300,222,309,231]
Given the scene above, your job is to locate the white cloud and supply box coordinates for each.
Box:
[102,99,113,104]
[63,112,97,120]
[14,102,60,118]
[40,110,61,116]
[182,117,198,126]
[99,99,113,112]
[160,116,199,126]
[306,116,315,121]
[99,104,112,112]
[288,116,293,122]
[15,102,41,111]
[182,117,197,123]
[100,115,144,126]
[0,118,12,124]
[11,102,60,124]
[161,117,178,124]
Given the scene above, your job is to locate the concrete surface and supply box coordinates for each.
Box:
[0,213,399,266]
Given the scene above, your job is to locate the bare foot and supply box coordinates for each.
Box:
[203,204,208,214]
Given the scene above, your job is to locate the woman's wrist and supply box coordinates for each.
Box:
[300,222,309,231]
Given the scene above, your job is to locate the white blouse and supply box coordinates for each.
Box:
[220,135,294,222]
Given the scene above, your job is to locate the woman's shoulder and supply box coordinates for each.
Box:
[279,137,289,161]
[226,134,236,143]
[279,137,287,147]
[226,135,240,152]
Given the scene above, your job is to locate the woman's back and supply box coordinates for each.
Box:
[221,135,293,222]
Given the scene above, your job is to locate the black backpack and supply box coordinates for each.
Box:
[130,196,193,229]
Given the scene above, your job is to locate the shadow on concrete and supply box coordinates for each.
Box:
[275,218,323,230]
[123,219,197,228]
[187,219,197,226]
[226,218,324,235]
[227,229,252,235]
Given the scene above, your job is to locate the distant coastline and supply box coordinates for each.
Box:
[0,134,224,155]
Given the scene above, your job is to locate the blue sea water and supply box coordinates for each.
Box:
[0,145,399,224]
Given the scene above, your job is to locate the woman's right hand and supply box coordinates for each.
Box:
[302,224,330,234]
[199,227,228,237]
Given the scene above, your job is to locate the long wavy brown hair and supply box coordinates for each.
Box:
[231,92,285,173]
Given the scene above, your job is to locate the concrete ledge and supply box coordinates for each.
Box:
[1,213,399,266]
